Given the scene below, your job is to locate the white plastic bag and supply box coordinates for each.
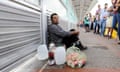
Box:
[37,44,48,60]
[66,46,87,68]
[54,46,66,65]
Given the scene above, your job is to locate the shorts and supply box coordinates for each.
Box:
[106,16,113,28]
[84,24,89,27]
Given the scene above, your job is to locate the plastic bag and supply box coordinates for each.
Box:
[66,45,87,68]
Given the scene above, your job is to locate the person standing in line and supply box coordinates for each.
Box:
[112,0,120,44]
[106,6,113,39]
[89,13,93,30]
[100,3,109,36]
[91,16,95,30]
[94,4,101,34]
[84,14,90,32]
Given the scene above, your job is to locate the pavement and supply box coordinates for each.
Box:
[10,27,120,72]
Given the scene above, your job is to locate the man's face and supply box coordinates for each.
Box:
[52,15,59,24]
[105,4,108,9]
[98,5,100,9]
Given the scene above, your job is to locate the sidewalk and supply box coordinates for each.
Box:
[78,28,120,68]
[42,27,120,72]
[11,27,120,72]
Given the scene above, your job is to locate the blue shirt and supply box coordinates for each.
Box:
[100,9,109,20]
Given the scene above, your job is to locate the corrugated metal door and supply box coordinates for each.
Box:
[0,2,41,72]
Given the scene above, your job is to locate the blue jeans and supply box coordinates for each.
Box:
[112,13,120,40]
[100,19,106,36]
[94,20,100,33]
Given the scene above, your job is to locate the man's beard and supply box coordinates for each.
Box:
[53,22,59,24]
[55,22,59,24]
[105,7,107,9]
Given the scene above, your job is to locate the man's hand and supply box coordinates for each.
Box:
[103,15,108,19]
[70,30,79,35]
[113,8,118,12]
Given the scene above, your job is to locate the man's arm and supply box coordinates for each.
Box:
[116,0,120,6]
[70,31,79,35]
[49,25,79,38]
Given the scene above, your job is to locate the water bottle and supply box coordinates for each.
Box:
[48,43,55,59]
[37,44,48,60]
[54,46,66,65]
[48,43,56,65]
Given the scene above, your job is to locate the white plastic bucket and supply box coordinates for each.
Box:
[54,46,66,65]
[37,44,48,60]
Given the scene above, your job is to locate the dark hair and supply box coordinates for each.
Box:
[70,29,75,31]
[50,13,58,21]
[105,3,108,5]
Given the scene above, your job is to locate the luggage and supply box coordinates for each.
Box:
[104,28,117,39]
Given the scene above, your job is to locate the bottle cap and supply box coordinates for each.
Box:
[49,43,55,49]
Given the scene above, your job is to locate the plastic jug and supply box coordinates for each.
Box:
[54,46,66,65]
[37,44,48,60]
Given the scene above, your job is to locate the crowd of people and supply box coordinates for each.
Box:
[82,0,120,44]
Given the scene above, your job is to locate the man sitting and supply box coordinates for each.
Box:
[48,13,87,50]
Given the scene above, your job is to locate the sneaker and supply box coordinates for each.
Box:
[76,45,87,51]
[48,59,55,66]
[118,41,120,44]
[75,41,87,50]
[80,46,88,50]
[108,35,112,39]
[93,32,96,34]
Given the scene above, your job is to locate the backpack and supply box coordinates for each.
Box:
[66,45,87,68]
